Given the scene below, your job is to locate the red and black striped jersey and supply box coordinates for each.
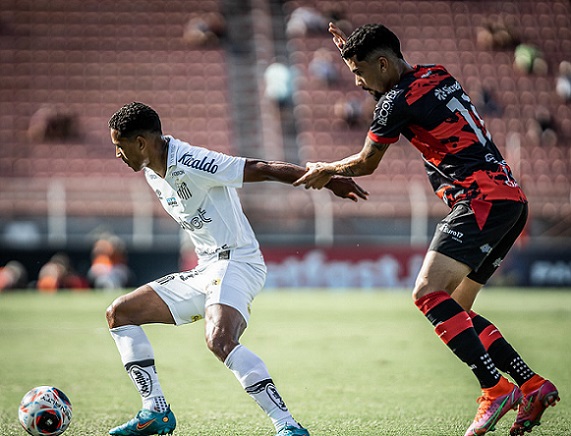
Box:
[368,64,526,208]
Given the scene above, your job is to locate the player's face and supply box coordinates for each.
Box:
[110,129,149,172]
[344,55,396,100]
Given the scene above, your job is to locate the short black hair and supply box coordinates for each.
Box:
[108,102,162,139]
[341,24,403,61]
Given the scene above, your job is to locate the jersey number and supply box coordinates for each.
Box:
[446,95,492,145]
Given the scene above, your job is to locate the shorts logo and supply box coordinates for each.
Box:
[438,223,463,243]
[480,244,492,253]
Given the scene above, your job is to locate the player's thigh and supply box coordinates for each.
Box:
[467,202,528,285]
[147,268,211,326]
[107,284,175,327]
[413,250,472,299]
[204,260,266,326]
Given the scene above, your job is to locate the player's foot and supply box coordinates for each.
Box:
[510,377,559,435]
[109,406,176,435]
[275,423,310,436]
[464,378,522,436]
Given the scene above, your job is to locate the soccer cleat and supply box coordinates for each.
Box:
[275,424,310,436]
[464,379,523,436]
[510,379,559,435]
[109,406,176,436]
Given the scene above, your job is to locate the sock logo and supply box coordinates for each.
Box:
[266,383,288,412]
[129,365,153,398]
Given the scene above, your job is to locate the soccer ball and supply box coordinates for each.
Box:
[18,386,72,436]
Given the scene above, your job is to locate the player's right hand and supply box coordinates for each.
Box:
[329,22,348,52]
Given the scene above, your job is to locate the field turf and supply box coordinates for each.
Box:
[1,289,570,435]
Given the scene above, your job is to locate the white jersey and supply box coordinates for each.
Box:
[144,136,263,265]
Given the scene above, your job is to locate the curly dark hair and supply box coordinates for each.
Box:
[341,24,403,61]
[108,102,162,139]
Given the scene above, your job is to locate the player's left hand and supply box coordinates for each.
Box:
[325,176,369,202]
[293,162,333,189]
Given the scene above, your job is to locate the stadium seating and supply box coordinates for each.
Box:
[0,0,569,239]
[0,0,232,218]
[283,0,571,225]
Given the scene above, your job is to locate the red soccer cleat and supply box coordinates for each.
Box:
[510,376,559,435]
[465,377,523,436]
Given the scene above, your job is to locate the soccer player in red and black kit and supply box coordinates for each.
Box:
[294,23,560,436]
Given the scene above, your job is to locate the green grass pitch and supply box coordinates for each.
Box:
[1,289,570,435]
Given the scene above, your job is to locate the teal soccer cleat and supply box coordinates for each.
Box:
[275,424,310,436]
[109,406,176,435]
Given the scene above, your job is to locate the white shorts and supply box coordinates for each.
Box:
[148,259,266,326]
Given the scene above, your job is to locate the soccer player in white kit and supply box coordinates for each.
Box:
[106,102,368,436]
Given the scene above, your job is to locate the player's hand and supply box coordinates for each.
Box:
[293,162,334,190]
[325,176,369,202]
[329,22,347,52]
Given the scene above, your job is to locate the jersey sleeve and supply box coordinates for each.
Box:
[367,89,409,145]
[176,144,246,188]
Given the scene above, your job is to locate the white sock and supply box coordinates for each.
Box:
[225,345,299,431]
[109,325,168,413]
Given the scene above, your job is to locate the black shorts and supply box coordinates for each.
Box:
[428,200,528,284]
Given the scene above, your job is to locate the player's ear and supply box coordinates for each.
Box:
[378,56,389,72]
[136,135,146,150]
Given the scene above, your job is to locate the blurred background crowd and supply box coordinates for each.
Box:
[0,0,570,290]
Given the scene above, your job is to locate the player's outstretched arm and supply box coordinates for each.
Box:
[243,159,368,202]
[293,137,389,190]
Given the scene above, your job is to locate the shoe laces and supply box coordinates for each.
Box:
[474,394,499,421]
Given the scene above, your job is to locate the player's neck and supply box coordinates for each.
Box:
[398,60,414,77]
[148,136,170,178]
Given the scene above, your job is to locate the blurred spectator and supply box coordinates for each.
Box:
[525,106,558,147]
[264,60,295,108]
[476,17,519,51]
[182,12,226,47]
[286,6,327,37]
[334,97,364,128]
[27,105,79,142]
[555,60,571,103]
[475,86,502,117]
[0,261,28,291]
[37,253,89,292]
[513,43,548,75]
[309,48,338,87]
[87,234,131,290]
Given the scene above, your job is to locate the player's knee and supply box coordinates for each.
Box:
[205,333,238,362]
[412,279,430,301]
[106,297,127,329]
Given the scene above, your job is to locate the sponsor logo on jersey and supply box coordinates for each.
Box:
[434,81,462,101]
[155,189,163,199]
[375,89,402,126]
[178,153,219,173]
[171,170,184,176]
[166,197,178,207]
[178,207,212,231]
